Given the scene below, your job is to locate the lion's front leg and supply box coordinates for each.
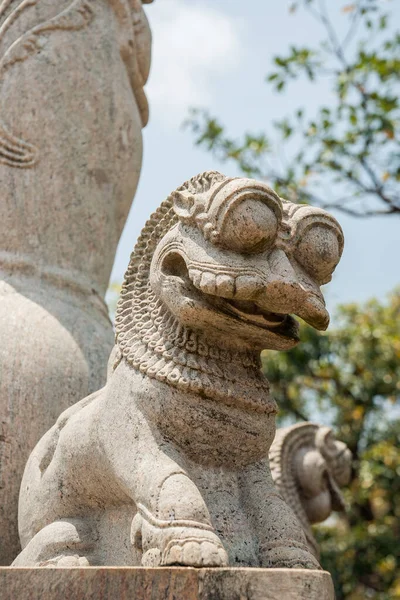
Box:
[240,460,320,570]
[131,472,228,567]
[100,381,229,568]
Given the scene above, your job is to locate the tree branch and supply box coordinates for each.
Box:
[341,1,363,51]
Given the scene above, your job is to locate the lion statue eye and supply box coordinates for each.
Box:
[218,199,279,254]
[295,225,341,285]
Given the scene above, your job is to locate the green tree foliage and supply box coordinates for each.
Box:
[186,0,400,217]
[262,290,400,599]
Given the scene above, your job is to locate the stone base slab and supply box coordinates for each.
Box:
[0,567,334,599]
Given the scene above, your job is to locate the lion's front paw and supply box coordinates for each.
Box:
[261,544,321,570]
[39,554,90,567]
[162,535,228,567]
[132,511,229,568]
[290,561,320,570]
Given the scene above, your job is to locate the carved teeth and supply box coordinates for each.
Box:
[215,275,235,298]
[200,272,217,295]
[189,269,236,300]
[188,267,265,303]
[188,269,202,287]
[233,276,264,300]
[188,268,265,305]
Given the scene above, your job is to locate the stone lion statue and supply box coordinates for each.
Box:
[14,172,344,569]
[270,423,352,558]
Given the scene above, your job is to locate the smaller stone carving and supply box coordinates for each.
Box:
[270,423,352,557]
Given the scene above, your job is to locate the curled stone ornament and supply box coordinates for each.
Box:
[14,172,344,570]
[270,423,352,558]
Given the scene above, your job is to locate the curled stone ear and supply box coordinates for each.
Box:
[170,190,203,222]
[315,427,338,460]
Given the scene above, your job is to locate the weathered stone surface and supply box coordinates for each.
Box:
[0,568,335,600]
[14,173,344,570]
[0,0,153,564]
[270,423,352,557]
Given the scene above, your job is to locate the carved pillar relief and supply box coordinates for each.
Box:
[0,0,153,564]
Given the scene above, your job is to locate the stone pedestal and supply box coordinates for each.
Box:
[0,568,334,599]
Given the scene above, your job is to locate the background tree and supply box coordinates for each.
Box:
[263,291,400,600]
[185,1,400,598]
[186,0,400,217]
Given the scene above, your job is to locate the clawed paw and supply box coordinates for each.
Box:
[39,554,90,567]
[132,512,229,568]
[289,560,320,570]
[163,536,228,567]
[264,547,321,571]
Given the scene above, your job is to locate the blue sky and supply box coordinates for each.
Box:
[110,0,399,316]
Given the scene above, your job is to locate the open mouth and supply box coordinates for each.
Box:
[223,299,287,328]
[213,298,300,340]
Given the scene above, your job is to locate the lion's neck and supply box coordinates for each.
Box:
[116,293,277,414]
